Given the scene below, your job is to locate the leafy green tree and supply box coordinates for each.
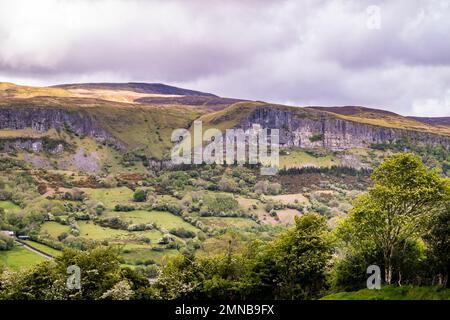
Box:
[423,203,450,287]
[0,246,152,300]
[251,212,332,299]
[337,153,449,284]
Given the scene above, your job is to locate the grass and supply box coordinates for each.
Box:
[321,286,450,300]
[0,200,20,213]
[0,245,47,270]
[21,240,62,257]
[77,221,164,243]
[198,216,259,229]
[279,149,339,169]
[119,245,180,265]
[40,222,70,238]
[82,187,134,209]
[0,95,203,160]
[77,221,130,240]
[307,106,450,136]
[104,210,200,232]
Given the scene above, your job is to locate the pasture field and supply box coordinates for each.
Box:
[104,210,200,232]
[40,222,70,238]
[21,240,62,257]
[0,200,20,213]
[198,216,259,229]
[0,245,47,270]
[81,187,134,209]
[279,149,339,169]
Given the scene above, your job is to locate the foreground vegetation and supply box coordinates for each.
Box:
[0,153,448,300]
[322,286,450,300]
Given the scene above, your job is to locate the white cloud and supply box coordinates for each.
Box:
[411,90,450,117]
[0,0,449,116]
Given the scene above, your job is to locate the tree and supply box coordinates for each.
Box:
[100,280,134,300]
[251,212,332,299]
[423,203,450,287]
[338,153,449,284]
[0,247,152,300]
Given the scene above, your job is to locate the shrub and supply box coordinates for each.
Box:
[133,189,148,202]
[127,224,153,232]
[309,133,324,142]
[114,204,135,212]
[57,232,69,241]
[169,228,196,239]
[0,190,12,201]
[96,217,129,230]
[0,234,14,251]
[152,201,182,215]
[268,182,282,195]
[200,193,241,217]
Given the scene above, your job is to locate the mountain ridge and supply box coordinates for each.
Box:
[0,82,449,166]
[51,82,217,97]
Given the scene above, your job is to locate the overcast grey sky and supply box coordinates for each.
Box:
[0,0,449,116]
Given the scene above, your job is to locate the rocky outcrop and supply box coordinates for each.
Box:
[1,104,449,164]
[0,138,65,154]
[236,106,450,150]
[0,107,124,149]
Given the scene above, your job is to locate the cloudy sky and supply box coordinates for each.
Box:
[0,0,449,116]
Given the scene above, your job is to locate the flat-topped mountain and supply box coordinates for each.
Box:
[52,82,217,97]
[0,82,449,170]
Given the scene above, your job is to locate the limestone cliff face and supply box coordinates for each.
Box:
[236,106,450,150]
[0,107,122,149]
[1,105,449,159]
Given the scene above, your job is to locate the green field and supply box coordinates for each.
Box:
[0,245,47,270]
[120,245,180,265]
[21,240,62,257]
[77,221,131,240]
[77,221,164,243]
[40,221,70,238]
[198,216,259,229]
[82,187,134,209]
[105,210,200,232]
[321,286,450,300]
[279,149,339,169]
[0,200,20,213]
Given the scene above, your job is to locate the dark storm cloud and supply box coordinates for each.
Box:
[0,0,449,116]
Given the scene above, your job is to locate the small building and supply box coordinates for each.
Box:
[0,230,15,237]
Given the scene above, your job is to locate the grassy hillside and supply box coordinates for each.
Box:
[309,106,450,136]
[321,286,450,300]
[0,96,204,159]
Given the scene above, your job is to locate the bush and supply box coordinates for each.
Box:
[96,217,129,230]
[309,133,324,142]
[114,204,135,212]
[62,188,86,201]
[202,194,240,216]
[0,234,14,251]
[127,224,153,232]
[0,190,12,201]
[152,201,182,215]
[169,228,196,239]
[133,189,148,202]
[57,232,69,241]
[268,182,282,195]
